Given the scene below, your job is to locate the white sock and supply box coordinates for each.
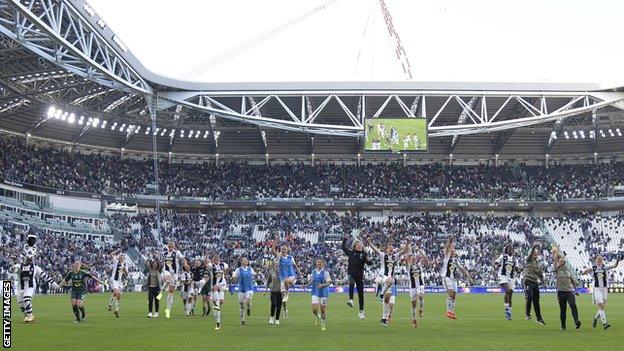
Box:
[595,309,601,320]
[114,299,120,312]
[167,293,174,310]
[451,299,456,312]
[240,306,245,321]
[382,303,389,319]
[600,310,607,324]
[411,307,417,319]
[380,283,391,296]
[215,310,221,323]
[446,298,453,312]
[418,297,424,309]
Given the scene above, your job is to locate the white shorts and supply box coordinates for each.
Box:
[593,287,608,304]
[162,271,178,286]
[389,295,396,305]
[192,281,203,295]
[110,280,124,292]
[181,285,194,299]
[311,295,328,306]
[410,286,425,300]
[211,286,226,301]
[443,277,457,292]
[498,275,516,290]
[375,275,394,286]
[16,288,35,302]
[238,291,253,302]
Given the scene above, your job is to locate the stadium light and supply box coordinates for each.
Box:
[47,106,56,118]
[82,3,96,16]
[26,133,31,137]
[96,19,106,29]
[564,131,569,139]
[68,114,75,124]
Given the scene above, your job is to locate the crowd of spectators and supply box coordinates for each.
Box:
[1,135,623,201]
[6,207,624,291]
[0,219,141,292]
[111,210,551,287]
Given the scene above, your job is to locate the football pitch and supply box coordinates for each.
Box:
[9,292,624,351]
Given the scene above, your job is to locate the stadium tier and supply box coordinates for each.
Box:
[1,135,624,200]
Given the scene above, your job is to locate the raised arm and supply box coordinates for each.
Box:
[367,238,381,255]
[444,236,454,255]
[607,257,622,271]
[398,242,411,257]
[341,236,351,255]
[415,246,428,265]
[271,239,279,257]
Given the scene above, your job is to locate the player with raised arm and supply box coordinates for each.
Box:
[341,235,373,319]
[231,257,255,325]
[581,254,622,329]
[11,256,59,323]
[190,258,207,316]
[157,241,186,319]
[406,246,428,327]
[368,239,410,327]
[207,254,229,330]
[272,239,302,319]
[494,244,520,320]
[60,261,103,323]
[180,263,194,316]
[308,258,332,331]
[441,236,473,320]
[107,249,127,318]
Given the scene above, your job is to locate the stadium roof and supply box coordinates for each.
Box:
[0,0,623,160]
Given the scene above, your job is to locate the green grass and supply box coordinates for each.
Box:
[365,118,427,152]
[9,292,624,351]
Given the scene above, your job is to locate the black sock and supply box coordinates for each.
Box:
[72,306,81,320]
[79,306,86,318]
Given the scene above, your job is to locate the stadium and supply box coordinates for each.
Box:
[1,0,624,350]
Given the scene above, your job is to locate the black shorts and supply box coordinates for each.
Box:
[200,283,211,296]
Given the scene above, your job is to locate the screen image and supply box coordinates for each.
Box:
[364,118,428,152]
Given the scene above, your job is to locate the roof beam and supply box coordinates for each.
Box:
[448,97,478,154]
[494,129,515,154]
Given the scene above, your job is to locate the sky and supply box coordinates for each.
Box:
[88,0,624,85]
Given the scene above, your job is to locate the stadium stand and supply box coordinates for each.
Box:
[2,135,624,201]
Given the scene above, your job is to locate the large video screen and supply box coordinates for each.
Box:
[364,118,428,152]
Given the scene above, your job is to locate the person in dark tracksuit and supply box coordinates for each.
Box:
[145,257,162,318]
[551,246,581,330]
[342,235,373,319]
[265,262,282,325]
[522,244,546,325]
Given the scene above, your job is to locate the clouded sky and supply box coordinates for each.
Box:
[89,0,624,86]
